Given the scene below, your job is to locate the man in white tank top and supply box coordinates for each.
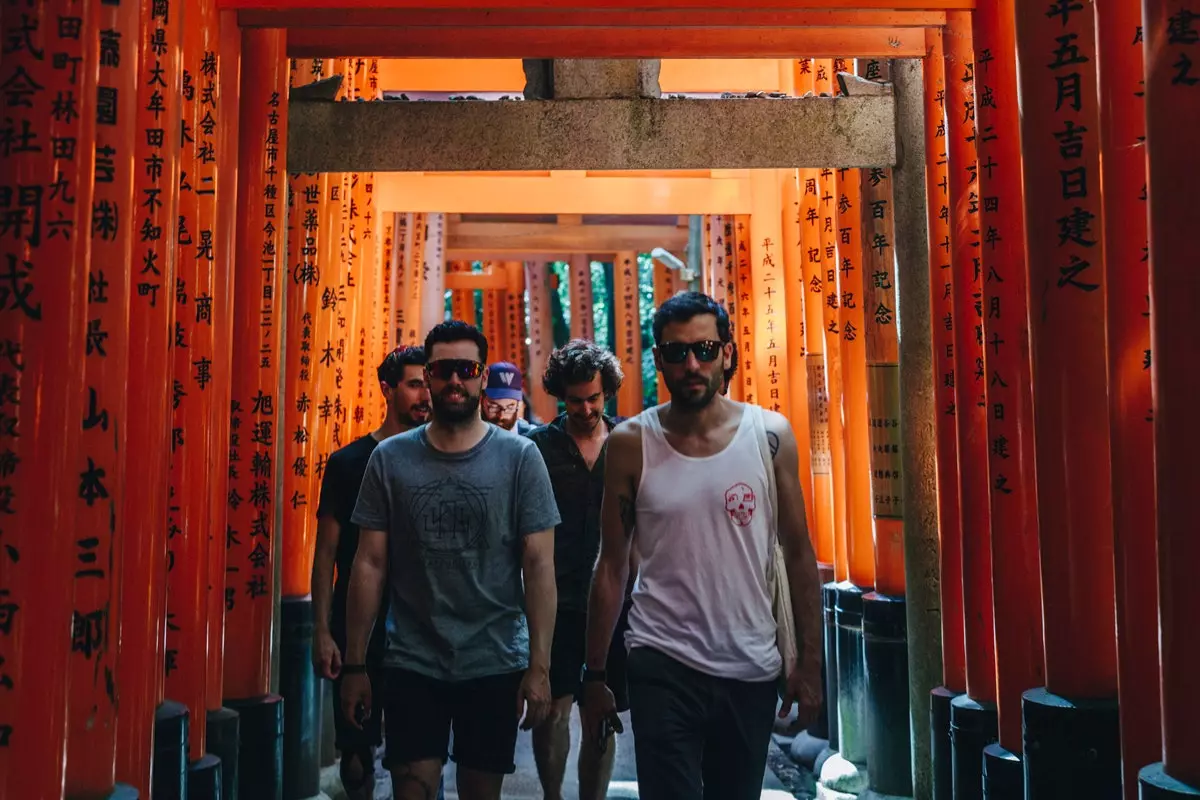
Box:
[580,292,824,800]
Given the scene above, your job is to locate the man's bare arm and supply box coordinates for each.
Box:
[522,529,557,672]
[585,423,641,669]
[311,515,340,635]
[344,529,388,665]
[767,412,823,673]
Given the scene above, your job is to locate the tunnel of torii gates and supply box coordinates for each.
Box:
[1,2,1199,800]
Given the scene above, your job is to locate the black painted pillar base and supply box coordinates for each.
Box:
[835,581,871,766]
[863,592,912,797]
[206,706,240,800]
[225,694,284,800]
[153,700,190,800]
[931,687,958,800]
[110,784,140,799]
[807,565,834,741]
[1139,764,1200,799]
[982,743,1023,799]
[822,580,841,751]
[1022,687,1120,799]
[188,754,223,800]
[950,694,998,800]
[281,597,320,800]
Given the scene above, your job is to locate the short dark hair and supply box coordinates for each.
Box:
[651,291,731,345]
[424,319,488,363]
[377,345,426,386]
[543,339,624,399]
[724,343,739,384]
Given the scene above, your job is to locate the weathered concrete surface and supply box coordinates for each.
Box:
[550,59,662,99]
[891,58,940,800]
[288,96,896,173]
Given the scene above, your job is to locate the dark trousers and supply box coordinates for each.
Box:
[626,646,779,800]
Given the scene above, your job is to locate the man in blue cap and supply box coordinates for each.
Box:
[482,361,536,434]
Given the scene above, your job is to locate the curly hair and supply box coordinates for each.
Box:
[542,339,624,400]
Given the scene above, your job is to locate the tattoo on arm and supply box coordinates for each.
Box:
[767,430,780,460]
[618,494,636,540]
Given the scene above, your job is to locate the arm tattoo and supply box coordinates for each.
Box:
[618,494,637,540]
[767,430,780,460]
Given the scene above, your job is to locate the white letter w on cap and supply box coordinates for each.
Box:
[499,372,515,385]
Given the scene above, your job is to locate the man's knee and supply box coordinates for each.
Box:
[390,759,444,800]
[340,745,374,794]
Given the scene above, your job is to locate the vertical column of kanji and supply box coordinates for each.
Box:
[525,261,556,422]
[0,0,92,793]
[164,0,218,772]
[570,254,594,342]
[63,0,126,793]
[700,216,714,296]
[1013,1,1119,794]
[613,251,642,418]
[222,26,286,799]
[482,269,502,354]
[318,114,345,458]
[204,13,239,795]
[503,263,524,367]
[1140,0,1200,795]
[943,21,1002,797]
[402,212,426,347]
[1095,5,1160,796]
[419,213,445,338]
[341,61,364,440]
[972,0,1046,780]
[731,215,757,407]
[780,174,815,539]
[749,169,791,435]
[112,0,182,793]
[361,59,382,431]
[379,212,394,422]
[706,215,723,308]
[389,212,407,344]
[719,220,741,402]
[449,262,470,322]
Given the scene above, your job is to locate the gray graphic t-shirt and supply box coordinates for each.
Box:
[351,424,561,681]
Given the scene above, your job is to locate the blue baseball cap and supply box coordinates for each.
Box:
[485,362,524,401]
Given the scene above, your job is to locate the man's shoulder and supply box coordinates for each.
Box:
[327,434,377,469]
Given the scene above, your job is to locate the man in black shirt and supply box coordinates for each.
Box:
[313,345,431,799]
[525,339,632,800]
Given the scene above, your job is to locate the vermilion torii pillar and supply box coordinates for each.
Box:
[1139,0,1200,796]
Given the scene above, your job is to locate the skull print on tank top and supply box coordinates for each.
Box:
[624,403,782,681]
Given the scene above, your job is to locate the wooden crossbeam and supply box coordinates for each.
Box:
[221,1,972,10]
[448,221,688,254]
[241,9,947,27]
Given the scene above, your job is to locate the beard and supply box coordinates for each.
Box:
[399,402,431,428]
[432,385,481,425]
[665,369,722,411]
[568,411,602,433]
[495,407,519,430]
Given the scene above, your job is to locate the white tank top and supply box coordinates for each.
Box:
[625,403,782,681]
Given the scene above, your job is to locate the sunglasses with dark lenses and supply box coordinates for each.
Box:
[426,359,485,381]
[658,340,725,364]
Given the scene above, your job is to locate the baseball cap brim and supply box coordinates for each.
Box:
[485,388,524,401]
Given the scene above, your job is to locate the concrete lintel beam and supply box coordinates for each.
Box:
[288,96,896,173]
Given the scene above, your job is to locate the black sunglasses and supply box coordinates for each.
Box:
[658,340,724,364]
[426,359,484,381]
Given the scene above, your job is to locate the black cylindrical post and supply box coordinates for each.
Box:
[152,700,190,800]
[950,694,998,800]
[225,694,284,800]
[835,582,870,766]
[931,687,958,800]
[1139,765,1200,799]
[982,743,1022,799]
[206,706,240,800]
[1022,688,1120,799]
[188,754,223,800]
[281,597,320,800]
[863,592,912,796]
[823,580,841,750]
[110,784,140,799]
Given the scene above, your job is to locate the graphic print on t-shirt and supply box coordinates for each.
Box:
[410,475,492,553]
[724,482,757,527]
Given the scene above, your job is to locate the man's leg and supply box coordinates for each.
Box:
[532,695,574,800]
[699,675,779,800]
[578,602,630,800]
[380,668,453,800]
[449,670,524,800]
[331,673,383,800]
[626,647,710,800]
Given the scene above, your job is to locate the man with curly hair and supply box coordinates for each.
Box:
[525,339,632,800]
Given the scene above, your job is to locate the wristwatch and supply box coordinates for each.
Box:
[581,667,607,683]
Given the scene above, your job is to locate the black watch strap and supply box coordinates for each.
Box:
[581,667,607,683]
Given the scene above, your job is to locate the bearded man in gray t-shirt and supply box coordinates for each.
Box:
[341,320,561,800]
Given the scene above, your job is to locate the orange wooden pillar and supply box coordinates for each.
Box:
[63,0,128,794]
[972,0,1047,785]
[1140,0,1200,794]
[419,213,446,337]
[204,11,241,795]
[165,0,222,785]
[0,0,93,794]
[1012,1,1120,794]
[749,170,791,421]
[570,254,595,343]
[525,261,556,423]
[731,215,757,407]
[1095,3,1161,797]
[780,173,816,540]
[503,262,526,368]
[450,261,473,322]
[223,27,286,797]
[652,255,677,404]
[482,273,504,360]
[399,212,426,348]
[941,11,1001,800]
[110,0,183,794]
[613,251,643,417]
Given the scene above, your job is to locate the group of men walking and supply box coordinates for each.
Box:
[311,291,824,800]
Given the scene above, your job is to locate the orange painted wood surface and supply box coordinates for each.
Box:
[944,9,994,703]
[614,251,643,418]
[503,261,527,369]
[749,170,791,425]
[65,0,129,789]
[115,0,183,790]
[222,27,286,701]
[732,216,759,409]
[221,0,975,9]
[974,0,1045,753]
[1144,0,1200,784]
[1013,0,1117,700]
[781,175,817,541]
[525,261,556,423]
[570,254,595,343]
[0,0,94,793]
[165,0,221,756]
[1095,1,1160,793]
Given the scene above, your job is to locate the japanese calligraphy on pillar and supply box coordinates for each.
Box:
[780,173,816,540]
[613,251,643,418]
[403,212,426,345]
[525,261,556,423]
[224,31,286,700]
[482,277,502,356]
[733,215,758,405]
[420,212,445,338]
[749,171,790,418]
[799,168,830,477]
[706,215,725,306]
[569,254,594,342]
[504,263,525,367]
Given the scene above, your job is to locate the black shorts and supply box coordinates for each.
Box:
[380,667,525,775]
[548,602,631,711]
